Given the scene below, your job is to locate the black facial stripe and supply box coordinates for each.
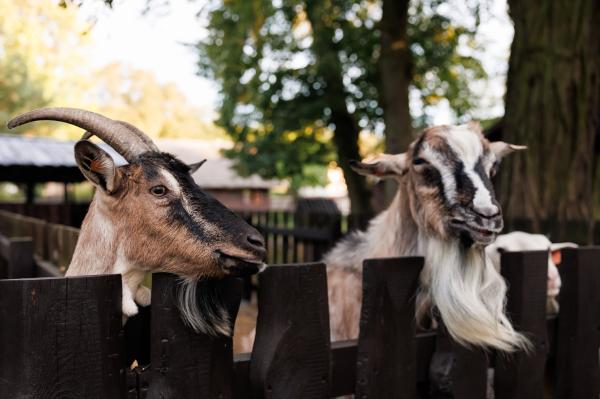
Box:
[134,152,251,243]
[454,161,476,205]
[168,199,208,240]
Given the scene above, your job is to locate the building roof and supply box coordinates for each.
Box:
[0,134,278,189]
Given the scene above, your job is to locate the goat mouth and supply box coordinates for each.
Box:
[215,250,265,277]
[450,219,498,244]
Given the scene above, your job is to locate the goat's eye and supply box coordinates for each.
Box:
[413,157,430,166]
[150,185,168,197]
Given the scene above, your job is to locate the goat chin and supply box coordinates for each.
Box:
[417,236,531,352]
[176,278,231,337]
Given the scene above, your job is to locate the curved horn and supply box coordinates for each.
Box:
[115,120,159,152]
[7,107,152,161]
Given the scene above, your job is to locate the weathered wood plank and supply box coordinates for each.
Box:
[495,250,548,399]
[355,256,423,398]
[146,274,242,399]
[429,322,488,399]
[555,247,600,398]
[0,275,123,398]
[250,263,330,398]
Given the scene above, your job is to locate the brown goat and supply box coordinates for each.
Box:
[8,108,266,336]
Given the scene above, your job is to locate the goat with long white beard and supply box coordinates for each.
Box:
[325,122,530,352]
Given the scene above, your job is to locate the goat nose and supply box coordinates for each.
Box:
[247,233,265,249]
[473,204,500,218]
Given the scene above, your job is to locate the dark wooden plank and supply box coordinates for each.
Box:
[234,352,252,399]
[555,247,600,399]
[355,256,423,398]
[146,274,242,399]
[429,323,488,399]
[7,237,35,278]
[495,250,548,399]
[250,263,330,398]
[330,340,357,397]
[0,275,123,398]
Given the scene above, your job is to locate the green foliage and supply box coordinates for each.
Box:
[198,0,486,188]
[0,0,224,141]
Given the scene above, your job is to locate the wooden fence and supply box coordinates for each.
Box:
[1,246,599,398]
[0,210,78,274]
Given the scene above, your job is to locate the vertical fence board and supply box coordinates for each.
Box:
[5,237,35,279]
[0,275,123,399]
[555,247,600,399]
[250,263,331,399]
[355,256,423,398]
[429,322,488,399]
[495,250,548,399]
[147,274,242,399]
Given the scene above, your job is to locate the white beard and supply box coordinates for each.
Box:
[416,236,530,352]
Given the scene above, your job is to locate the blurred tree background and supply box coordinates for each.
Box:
[0,0,224,140]
[197,0,485,212]
[2,0,599,238]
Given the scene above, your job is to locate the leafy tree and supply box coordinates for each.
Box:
[197,0,485,211]
[0,1,224,141]
[0,0,91,130]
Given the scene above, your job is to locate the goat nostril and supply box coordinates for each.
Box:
[247,234,265,249]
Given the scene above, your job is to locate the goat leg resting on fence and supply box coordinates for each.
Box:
[8,107,267,336]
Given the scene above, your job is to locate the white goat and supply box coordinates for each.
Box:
[485,231,577,314]
[325,122,529,351]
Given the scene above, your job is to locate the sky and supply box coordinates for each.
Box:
[81,0,514,125]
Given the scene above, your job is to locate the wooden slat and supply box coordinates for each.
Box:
[146,274,242,399]
[555,247,600,398]
[429,323,488,399]
[250,263,331,398]
[0,275,123,398]
[495,250,548,399]
[355,256,423,398]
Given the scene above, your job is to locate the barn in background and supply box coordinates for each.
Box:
[0,134,279,226]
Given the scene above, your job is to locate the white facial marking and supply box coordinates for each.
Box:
[159,169,182,196]
[162,167,221,236]
[445,125,498,215]
[422,143,457,202]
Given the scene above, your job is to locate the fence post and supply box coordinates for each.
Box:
[429,321,488,399]
[355,256,423,398]
[146,274,242,399]
[555,247,600,398]
[0,275,123,398]
[0,235,35,279]
[250,263,331,398]
[495,250,548,399]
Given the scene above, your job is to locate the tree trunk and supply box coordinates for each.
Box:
[379,0,413,206]
[305,0,373,215]
[500,0,600,242]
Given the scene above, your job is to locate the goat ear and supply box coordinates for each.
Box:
[188,159,207,174]
[349,153,408,178]
[490,141,527,159]
[74,140,119,194]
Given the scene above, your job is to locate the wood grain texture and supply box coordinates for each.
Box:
[495,250,548,399]
[0,275,123,399]
[146,273,242,399]
[250,263,331,399]
[355,256,423,398]
[555,247,600,398]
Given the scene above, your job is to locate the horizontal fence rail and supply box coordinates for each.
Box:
[0,250,599,398]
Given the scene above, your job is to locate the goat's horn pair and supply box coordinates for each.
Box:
[7,107,157,162]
